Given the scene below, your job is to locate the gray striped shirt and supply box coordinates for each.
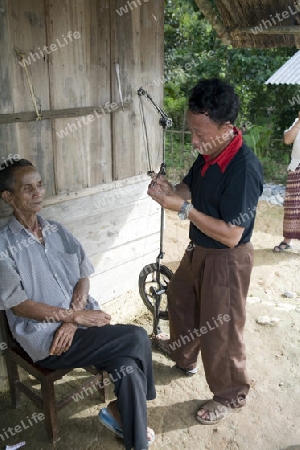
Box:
[0,215,99,361]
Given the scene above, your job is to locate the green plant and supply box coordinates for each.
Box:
[261,159,287,184]
[243,125,272,159]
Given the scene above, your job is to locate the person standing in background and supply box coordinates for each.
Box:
[273,112,300,252]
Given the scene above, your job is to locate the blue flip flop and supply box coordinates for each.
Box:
[98,407,155,446]
[98,408,123,439]
[147,428,156,446]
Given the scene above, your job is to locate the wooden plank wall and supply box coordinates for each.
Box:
[0,0,164,193]
[46,0,114,191]
[111,0,164,180]
[0,0,55,196]
[0,0,165,312]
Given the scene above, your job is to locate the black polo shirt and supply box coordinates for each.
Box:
[183,142,263,249]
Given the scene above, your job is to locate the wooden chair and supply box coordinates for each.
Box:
[0,310,108,443]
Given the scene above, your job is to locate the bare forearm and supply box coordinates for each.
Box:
[11,299,111,327]
[70,277,90,311]
[188,208,244,248]
[12,299,76,323]
[12,279,90,321]
[284,122,300,145]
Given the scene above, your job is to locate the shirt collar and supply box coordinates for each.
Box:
[8,214,49,234]
[201,127,243,176]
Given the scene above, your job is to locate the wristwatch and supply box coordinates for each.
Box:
[178,201,194,220]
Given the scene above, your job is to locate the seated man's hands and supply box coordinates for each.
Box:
[73,309,111,327]
[50,323,77,355]
[49,310,111,356]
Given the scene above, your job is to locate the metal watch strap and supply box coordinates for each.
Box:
[185,203,194,218]
[178,201,193,220]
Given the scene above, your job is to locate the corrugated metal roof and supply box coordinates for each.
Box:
[265,50,300,85]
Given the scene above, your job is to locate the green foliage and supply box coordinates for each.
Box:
[165,131,196,184]
[260,159,287,185]
[242,125,288,182]
[243,126,272,159]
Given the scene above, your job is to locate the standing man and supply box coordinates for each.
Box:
[148,78,263,424]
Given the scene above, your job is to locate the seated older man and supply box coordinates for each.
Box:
[0,159,155,450]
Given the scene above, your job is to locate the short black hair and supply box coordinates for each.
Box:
[188,78,240,125]
[0,159,34,193]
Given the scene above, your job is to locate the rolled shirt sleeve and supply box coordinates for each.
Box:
[0,258,28,310]
[78,242,95,278]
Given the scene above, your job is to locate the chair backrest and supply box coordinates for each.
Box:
[0,309,52,370]
[0,310,18,350]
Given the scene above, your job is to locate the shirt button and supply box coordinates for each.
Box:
[54,273,57,278]
[45,249,48,253]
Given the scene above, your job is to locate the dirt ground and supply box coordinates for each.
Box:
[0,200,300,450]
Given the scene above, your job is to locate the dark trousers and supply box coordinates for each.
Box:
[167,242,253,407]
[37,324,156,450]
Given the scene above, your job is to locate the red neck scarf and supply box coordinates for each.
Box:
[201,127,242,176]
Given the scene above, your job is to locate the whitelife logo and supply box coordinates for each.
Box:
[18,31,81,67]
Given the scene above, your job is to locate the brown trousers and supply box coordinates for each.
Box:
[167,242,253,407]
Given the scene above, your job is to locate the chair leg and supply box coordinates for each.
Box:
[97,371,107,403]
[5,354,21,408]
[41,378,60,443]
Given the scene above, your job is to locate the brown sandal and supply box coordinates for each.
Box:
[152,333,173,358]
[196,400,243,425]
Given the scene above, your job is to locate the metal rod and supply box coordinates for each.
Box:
[137,87,172,128]
[137,87,173,335]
